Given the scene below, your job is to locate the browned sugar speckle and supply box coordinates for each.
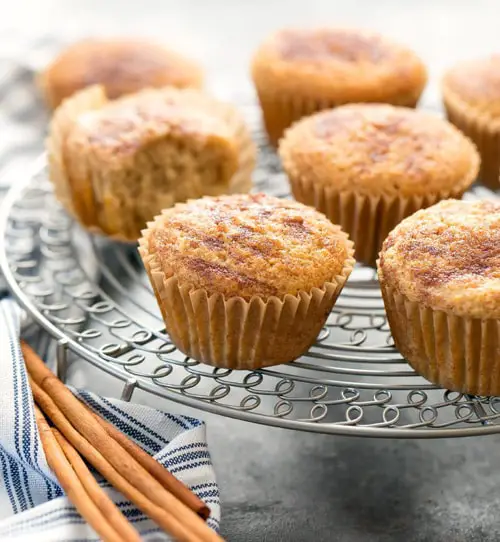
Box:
[251,27,427,109]
[278,29,388,63]
[71,88,232,159]
[186,257,279,297]
[379,199,500,318]
[80,43,178,94]
[148,193,350,300]
[280,104,479,197]
[444,55,500,115]
[43,38,202,109]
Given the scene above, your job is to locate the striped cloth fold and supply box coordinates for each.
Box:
[0,298,220,541]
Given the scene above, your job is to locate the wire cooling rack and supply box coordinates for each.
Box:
[2,106,500,439]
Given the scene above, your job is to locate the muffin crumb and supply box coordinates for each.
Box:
[47,85,255,241]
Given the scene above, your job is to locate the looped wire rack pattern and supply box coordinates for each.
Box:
[2,105,500,438]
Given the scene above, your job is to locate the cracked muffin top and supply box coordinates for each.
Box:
[443,55,500,118]
[143,193,354,300]
[39,38,203,109]
[379,199,500,318]
[67,87,237,170]
[279,104,479,197]
[251,28,427,102]
[47,84,255,241]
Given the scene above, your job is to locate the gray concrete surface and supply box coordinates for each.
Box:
[69,351,500,542]
[4,1,500,540]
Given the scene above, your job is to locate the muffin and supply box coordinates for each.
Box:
[139,193,355,369]
[379,199,500,396]
[442,55,500,190]
[251,27,427,145]
[47,85,256,241]
[279,103,480,266]
[38,38,204,109]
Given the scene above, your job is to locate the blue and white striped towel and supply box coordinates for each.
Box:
[0,298,220,541]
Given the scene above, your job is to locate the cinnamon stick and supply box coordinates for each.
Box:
[90,410,210,520]
[33,405,124,542]
[30,377,201,542]
[52,427,141,542]
[23,342,222,542]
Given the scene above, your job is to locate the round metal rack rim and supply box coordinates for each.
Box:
[2,154,500,438]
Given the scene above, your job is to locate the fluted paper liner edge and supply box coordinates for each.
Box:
[379,274,500,396]
[46,85,136,243]
[46,85,256,243]
[46,85,109,230]
[138,222,355,370]
[284,164,477,267]
[442,82,500,190]
[254,87,421,147]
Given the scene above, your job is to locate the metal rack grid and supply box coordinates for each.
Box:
[2,109,500,439]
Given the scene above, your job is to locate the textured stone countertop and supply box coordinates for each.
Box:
[3,1,500,540]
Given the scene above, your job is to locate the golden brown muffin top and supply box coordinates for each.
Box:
[443,55,500,118]
[39,38,203,109]
[379,199,500,319]
[146,193,352,300]
[67,87,238,167]
[279,104,479,197]
[251,28,427,102]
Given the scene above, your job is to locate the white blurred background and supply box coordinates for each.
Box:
[1,0,500,105]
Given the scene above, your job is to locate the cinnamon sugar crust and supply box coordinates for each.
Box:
[278,29,389,63]
[443,55,500,118]
[144,193,352,300]
[39,38,203,109]
[251,28,427,103]
[379,199,500,318]
[279,104,479,197]
[68,88,237,167]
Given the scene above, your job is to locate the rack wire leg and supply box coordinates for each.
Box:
[120,378,138,402]
[56,339,68,383]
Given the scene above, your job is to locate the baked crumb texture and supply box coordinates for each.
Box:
[251,27,427,145]
[139,193,355,369]
[280,104,479,266]
[38,38,204,110]
[47,85,256,241]
[378,199,500,396]
[442,55,500,189]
